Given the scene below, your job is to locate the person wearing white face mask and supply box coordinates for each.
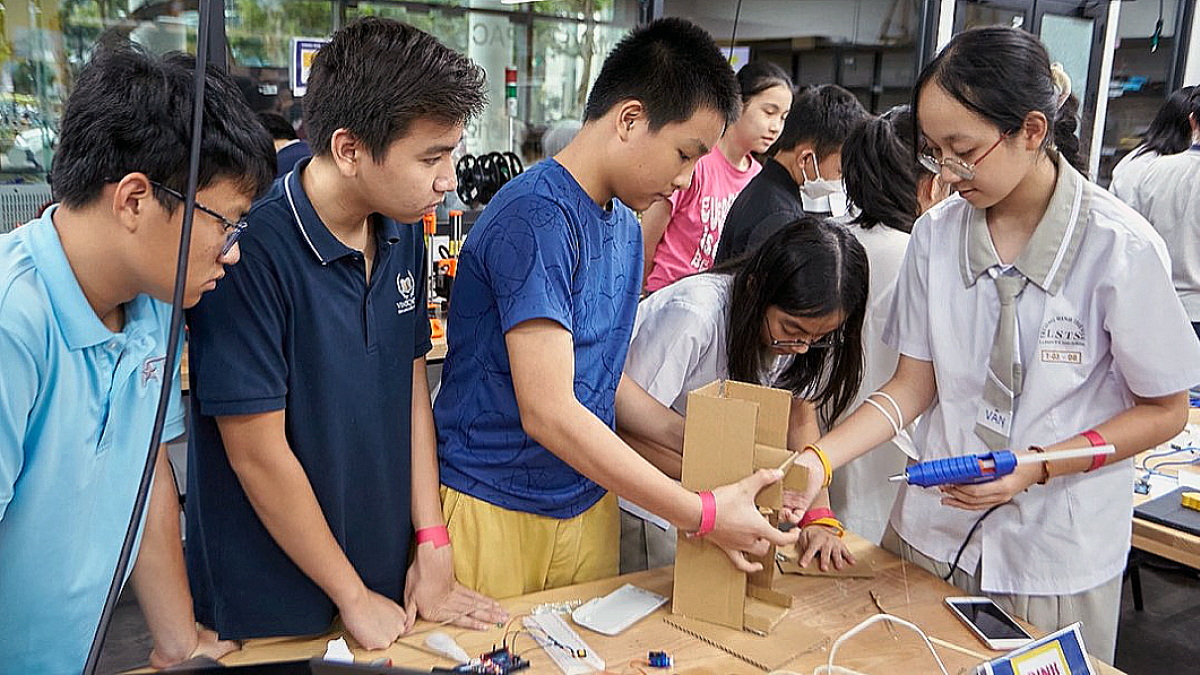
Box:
[714,84,868,265]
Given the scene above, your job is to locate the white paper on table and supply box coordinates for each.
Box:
[323,637,354,663]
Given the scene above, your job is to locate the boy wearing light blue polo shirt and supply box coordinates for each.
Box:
[0,43,274,672]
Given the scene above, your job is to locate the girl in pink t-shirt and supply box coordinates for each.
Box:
[643,62,793,292]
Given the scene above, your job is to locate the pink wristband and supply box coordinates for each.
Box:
[799,507,836,530]
[695,491,716,537]
[415,526,451,548]
[1082,429,1107,472]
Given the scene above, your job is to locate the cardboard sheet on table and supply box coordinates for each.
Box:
[775,541,882,579]
[776,556,878,579]
[663,614,829,672]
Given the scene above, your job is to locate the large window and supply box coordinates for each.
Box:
[0,0,637,186]
[0,0,207,183]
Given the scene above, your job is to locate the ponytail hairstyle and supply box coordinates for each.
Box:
[842,106,920,233]
[719,216,868,425]
[1134,85,1197,158]
[736,61,793,104]
[913,27,1088,175]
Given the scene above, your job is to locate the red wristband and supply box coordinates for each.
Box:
[799,507,836,530]
[1082,429,1107,472]
[415,526,451,548]
[695,491,716,537]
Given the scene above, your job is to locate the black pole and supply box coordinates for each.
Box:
[81,2,213,672]
[205,0,229,72]
[1168,0,1195,92]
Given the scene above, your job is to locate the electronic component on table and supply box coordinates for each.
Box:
[434,646,529,675]
[889,445,1115,487]
[647,651,672,668]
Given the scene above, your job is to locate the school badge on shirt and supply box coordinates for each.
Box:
[396,270,416,315]
[141,356,166,387]
[1038,316,1085,365]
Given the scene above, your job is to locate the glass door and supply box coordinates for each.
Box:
[953,1,1110,173]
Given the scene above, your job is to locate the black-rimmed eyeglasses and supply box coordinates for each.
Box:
[149,180,247,256]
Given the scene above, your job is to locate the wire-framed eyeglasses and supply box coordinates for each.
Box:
[918,132,1010,181]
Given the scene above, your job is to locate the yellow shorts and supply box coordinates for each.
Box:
[440,486,619,599]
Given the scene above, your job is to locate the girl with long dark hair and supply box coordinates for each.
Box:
[827,106,951,544]
[1110,85,1195,204]
[789,28,1200,662]
[618,216,867,573]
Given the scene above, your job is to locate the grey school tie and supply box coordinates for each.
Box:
[975,273,1028,450]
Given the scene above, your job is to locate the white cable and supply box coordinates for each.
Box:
[868,391,905,429]
[863,397,901,437]
[814,613,951,675]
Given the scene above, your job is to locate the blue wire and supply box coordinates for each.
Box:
[1140,447,1199,473]
[1147,458,1200,472]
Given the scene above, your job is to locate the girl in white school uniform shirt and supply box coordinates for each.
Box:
[617,218,866,574]
[789,28,1200,664]
[1109,85,1194,206]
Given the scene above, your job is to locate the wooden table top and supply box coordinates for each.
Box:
[173,534,1122,675]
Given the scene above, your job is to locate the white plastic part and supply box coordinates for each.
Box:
[425,630,471,663]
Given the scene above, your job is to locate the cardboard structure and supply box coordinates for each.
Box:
[671,380,809,635]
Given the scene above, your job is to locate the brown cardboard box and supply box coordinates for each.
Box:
[671,380,808,634]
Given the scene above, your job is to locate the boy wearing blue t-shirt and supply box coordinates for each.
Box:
[0,44,275,671]
[435,18,800,598]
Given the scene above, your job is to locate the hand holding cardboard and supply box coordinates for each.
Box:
[706,468,799,573]
[787,449,828,519]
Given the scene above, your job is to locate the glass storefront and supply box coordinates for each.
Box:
[0,0,638,185]
[0,1,1194,189]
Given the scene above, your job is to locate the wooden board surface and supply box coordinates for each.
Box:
[140,534,1124,675]
[1132,408,1200,570]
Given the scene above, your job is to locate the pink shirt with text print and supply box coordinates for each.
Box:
[645,149,760,292]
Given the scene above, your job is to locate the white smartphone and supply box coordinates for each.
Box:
[944,596,1034,650]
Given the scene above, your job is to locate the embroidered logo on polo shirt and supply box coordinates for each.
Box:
[1038,316,1085,364]
[396,271,416,315]
[141,356,166,386]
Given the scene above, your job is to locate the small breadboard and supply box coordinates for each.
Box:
[523,612,605,674]
[1182,491,1200,512]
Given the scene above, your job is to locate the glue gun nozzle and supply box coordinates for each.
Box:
[887,473,906,483]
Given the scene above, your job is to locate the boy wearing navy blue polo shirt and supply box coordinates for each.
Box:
[185,19,505,648]
[0,44,275,671]
[434,18,801,599]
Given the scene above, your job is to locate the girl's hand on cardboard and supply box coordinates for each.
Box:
[783,450,827,520]
[797,525,855,572]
